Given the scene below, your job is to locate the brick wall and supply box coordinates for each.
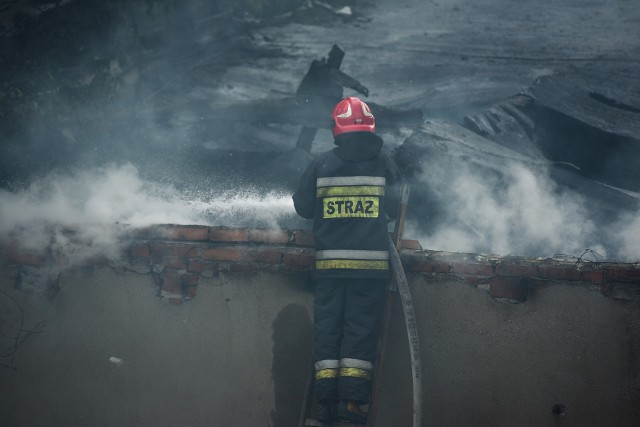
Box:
[1,224,639,304]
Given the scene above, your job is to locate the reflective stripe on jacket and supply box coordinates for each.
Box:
[315,249,389,271]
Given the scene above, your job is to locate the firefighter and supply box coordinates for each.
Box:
[293,96,401,424]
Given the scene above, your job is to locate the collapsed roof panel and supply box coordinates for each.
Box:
[530,73,640,139]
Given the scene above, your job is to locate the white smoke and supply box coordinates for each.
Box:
[0,164,204,233]
[410,161,614,259]
[2,161,636,264]
[0,164,297,265]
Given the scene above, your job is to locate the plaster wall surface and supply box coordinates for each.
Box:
[1,268,639,427]
[0,269,314,427]
[375,274,640,427]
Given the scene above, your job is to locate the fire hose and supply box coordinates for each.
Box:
[389,184,422,427]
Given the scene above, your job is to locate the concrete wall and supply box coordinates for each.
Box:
[1,267,639,426]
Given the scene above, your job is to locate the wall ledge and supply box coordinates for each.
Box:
[1,224,639,304]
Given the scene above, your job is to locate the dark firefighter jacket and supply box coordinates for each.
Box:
[293,132,401,279]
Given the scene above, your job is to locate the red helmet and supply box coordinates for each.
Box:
[331,96,375,137]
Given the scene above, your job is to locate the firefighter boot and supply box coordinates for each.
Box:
[317,399,337,424]
[337,400,367,424]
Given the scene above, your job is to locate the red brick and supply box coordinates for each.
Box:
[209,227,249,243]
[187,260,217,273]
[294,230,315,247]
[248,229,290,245]
[149,243,172,256]
[283,252,315,268]
[168,297,183,305]
[538,265,582,282]
[202,247,243,262]
[131,244,150,258]
[495,263,538,277]
[415,259,450,273]
[161,270,182,294]
[183,245,199,258]
[150,243,198,258]
[181,273,199,287]
[151,254,164,266]
[186,246,199,257]
[450,262,493,276]
[164,225,209,241]
[211,261,225,269]
[202,247,281,264]
[244,249,281,264]
[163,256,187,270]
[605,268,640,283]
[230,263,258,272]
[581,270,604,283]
[489,276,529,301]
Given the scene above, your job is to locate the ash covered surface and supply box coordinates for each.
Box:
[1,0,639,259]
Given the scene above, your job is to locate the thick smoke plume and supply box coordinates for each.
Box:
[409,159,639,261]
[0,164,204,233]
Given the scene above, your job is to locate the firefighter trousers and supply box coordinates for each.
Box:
[313,277,387,404]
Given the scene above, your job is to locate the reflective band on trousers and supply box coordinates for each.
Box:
[339,367,372,380]
[316,359,374,380]
[316,369,339,380]
[339,359,373,380]
[315,359,340,380]
[316,250,389,270]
